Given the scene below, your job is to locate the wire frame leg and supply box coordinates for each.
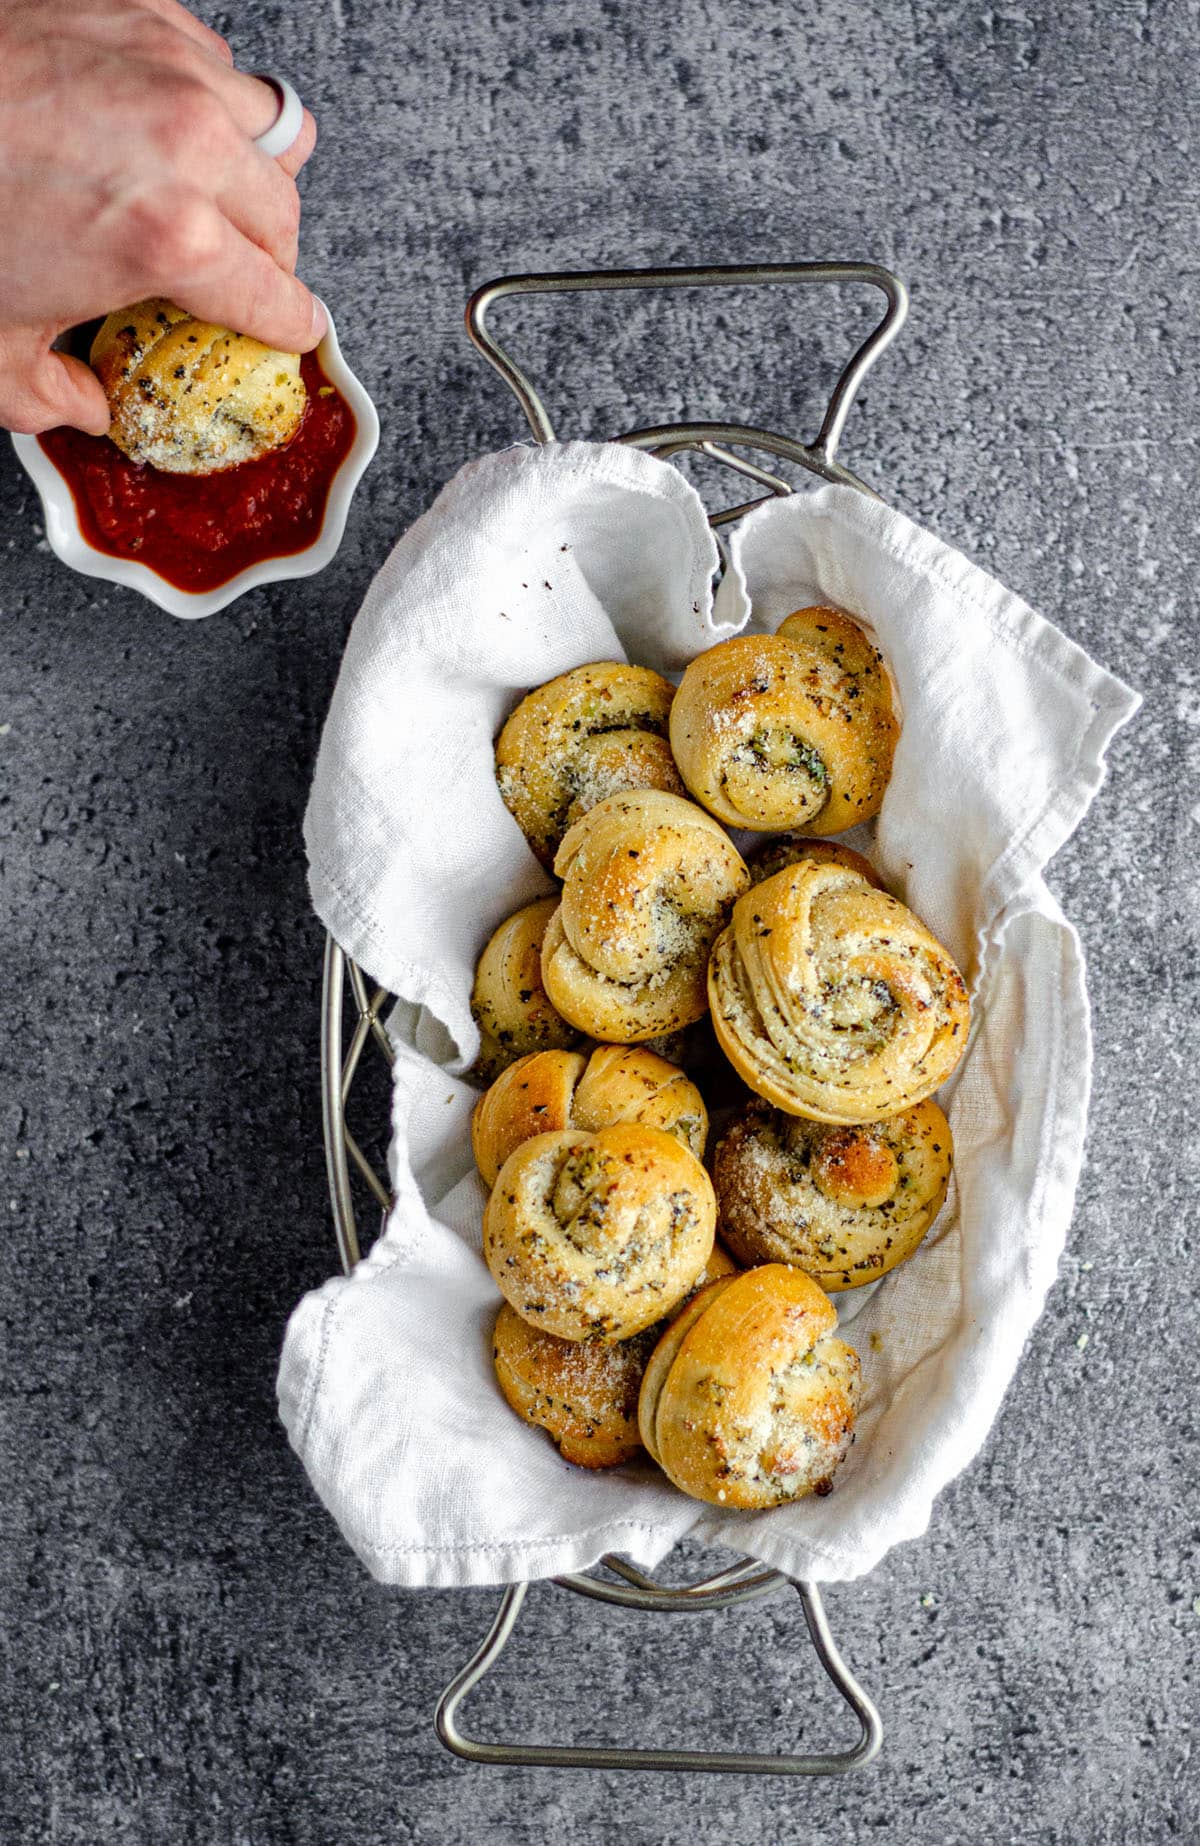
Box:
[435,1579,882,1775]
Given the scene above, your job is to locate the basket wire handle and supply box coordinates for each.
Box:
[436,1577,883,1775]
[465,261,908,504]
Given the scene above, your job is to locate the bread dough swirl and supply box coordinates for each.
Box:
[495,662,685,868]
[91,299,306,474]
[669,607,898,833]
[713,1099,952,1288]
[749,835,884,890]
[541,790,750,1043]
[483,1122,716,1341]
[492,1305,660,1467]
[490,1243,738,1468]
[471,895,584,1082]
[708,859,970,1123]
[472,1044,708,1187]
[637,1265,861,1508]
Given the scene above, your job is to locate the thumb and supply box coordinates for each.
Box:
[34,351,112,437]
[0,334,112,438]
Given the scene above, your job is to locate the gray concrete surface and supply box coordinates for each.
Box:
[1,2,1196,1841]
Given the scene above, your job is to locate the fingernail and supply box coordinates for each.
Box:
[310,296,328,342]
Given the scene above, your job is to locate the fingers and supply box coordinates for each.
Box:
[133,32,317,169]
[0,339,111,437]
[204,72,319,176]
[85,8,315,174]
[217,150,303,273]
[147,198,326,351]
[127,34,320,224]
[114,67,308,275]
[211,66,294,140]
[18,7,325,352]
[276,106,318,179]
[134,0,234,65]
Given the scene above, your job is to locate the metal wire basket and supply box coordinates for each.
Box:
[320,262,909,1775]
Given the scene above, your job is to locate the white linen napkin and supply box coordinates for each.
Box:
[279,439,1138,1588]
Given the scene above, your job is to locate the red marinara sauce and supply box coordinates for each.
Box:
[37,350,356,593]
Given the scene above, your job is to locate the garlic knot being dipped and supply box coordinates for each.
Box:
[91,299,306,474]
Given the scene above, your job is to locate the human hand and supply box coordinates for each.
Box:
[0,0,322,436]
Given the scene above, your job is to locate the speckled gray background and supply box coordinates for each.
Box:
[1,2,1196,1841]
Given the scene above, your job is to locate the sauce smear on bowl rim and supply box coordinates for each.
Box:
[37,349,356,595]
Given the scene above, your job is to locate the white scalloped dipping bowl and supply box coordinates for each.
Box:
[9,298,379,619]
